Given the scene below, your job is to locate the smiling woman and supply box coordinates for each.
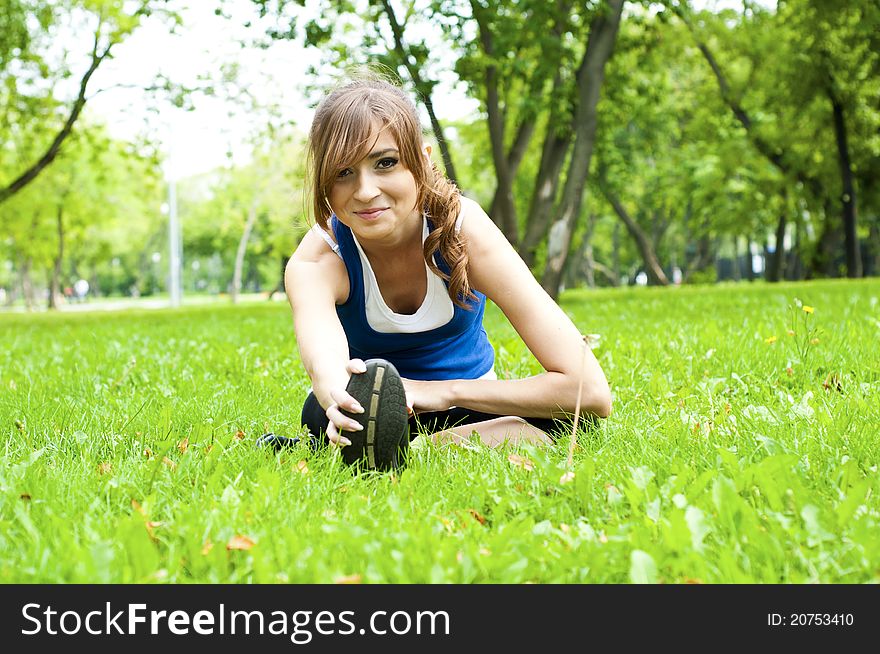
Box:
[269,72,611,471]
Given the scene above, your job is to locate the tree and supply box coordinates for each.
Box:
[0,1,173,204]
[539,0,624,298]
[0,121,164,308]
[668,0,880,279]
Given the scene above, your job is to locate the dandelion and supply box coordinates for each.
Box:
[802,305,814,314]
[765,336,777,344]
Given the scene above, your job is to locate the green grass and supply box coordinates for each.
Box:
[1,279,878,583]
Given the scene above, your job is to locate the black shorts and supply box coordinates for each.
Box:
[300,392,583,444]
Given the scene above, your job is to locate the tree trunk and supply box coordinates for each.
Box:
[487,119,536,242]
[743,239,755,281]
[808,201,842,278]
[731,236,741,282]
[788,220,803,281]
[20,258,35,311]
[766,211,787,282]
[378,0,458,184]
[271,254,288,298]
[49,205,65,310]
[231,197,260,305]
[829,88,861,278]
[601,184,669,286]
[540,0,624,299]
[563,213,599,289]
[519,117,572,268]
[612,221,621,283]
[472,1,519,243]
[868,217,879,277]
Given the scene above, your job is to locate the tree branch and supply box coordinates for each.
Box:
[378,0,458,184]
[0,31,112,204]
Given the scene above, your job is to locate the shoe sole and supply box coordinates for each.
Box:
[339,359,409,471]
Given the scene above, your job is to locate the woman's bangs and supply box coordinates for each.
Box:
[321,102,379,185]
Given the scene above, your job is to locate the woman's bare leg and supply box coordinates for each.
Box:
[422,416,553,448]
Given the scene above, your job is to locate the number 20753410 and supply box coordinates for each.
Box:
[768,613,854,627]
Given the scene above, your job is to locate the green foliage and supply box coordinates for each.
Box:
[0,121,164,298]
[1,279,878,582]
[177,131,308,295]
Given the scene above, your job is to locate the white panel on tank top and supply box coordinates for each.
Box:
[351,216,454,334]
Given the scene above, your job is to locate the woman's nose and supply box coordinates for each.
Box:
[353,171,380,202]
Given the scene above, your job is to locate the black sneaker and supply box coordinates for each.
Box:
[338,359,409,471]
[256,433,320,452]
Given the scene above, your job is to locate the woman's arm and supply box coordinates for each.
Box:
[286,229,367,442]
[406,197,611,419]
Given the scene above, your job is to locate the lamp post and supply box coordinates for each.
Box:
[167,178,182,307]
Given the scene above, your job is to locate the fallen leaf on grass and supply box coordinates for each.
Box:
[507,453,534,471]
[177,437,189,454]
[234,430,246,440]
[467,509,487,525]
[226,535,255,551]
[334,574,362,584]
[97,462,112,475]
[162,457,177,471]
[145,521,163,540]
[131,499,145,515]
[294,460,309,475]
[201,540,214,556]
[559,471,575,485]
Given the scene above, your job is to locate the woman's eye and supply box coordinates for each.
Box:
[336,168,352,179]
[377,157,398,169]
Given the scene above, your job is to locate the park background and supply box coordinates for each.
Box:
[1,0,878,307]
[1,0,879,584]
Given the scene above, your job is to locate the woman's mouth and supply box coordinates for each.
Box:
[354,208,387,220]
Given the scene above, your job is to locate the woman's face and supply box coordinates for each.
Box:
[326,124,421,245]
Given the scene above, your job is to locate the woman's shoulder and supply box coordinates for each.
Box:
[287,225,349,302]
[456,195,494,237]
[292,224,341,263]
[456,195,508,253]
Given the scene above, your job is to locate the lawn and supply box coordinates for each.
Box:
[1,279,878,583]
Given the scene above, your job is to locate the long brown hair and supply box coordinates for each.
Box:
[307,74,476,308]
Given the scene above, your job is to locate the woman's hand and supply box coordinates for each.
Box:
[323,358,368,447]
[402,378,452,414]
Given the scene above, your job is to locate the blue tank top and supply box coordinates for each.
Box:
[331,215,495,381]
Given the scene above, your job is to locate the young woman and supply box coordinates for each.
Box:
[275,75,610,468]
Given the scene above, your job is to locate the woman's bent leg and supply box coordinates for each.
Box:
[429,416,553,447]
